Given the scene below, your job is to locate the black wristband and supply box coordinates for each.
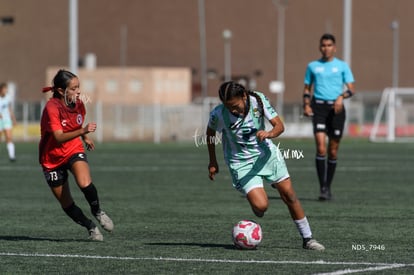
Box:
[343,90,353,98]
[303,93,311,99]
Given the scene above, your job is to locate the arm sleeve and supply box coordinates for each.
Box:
[343,63,355,84]
[46,104,63,132]
[258,93,278,120]
[207,106,222,132]
[304,64,313,85]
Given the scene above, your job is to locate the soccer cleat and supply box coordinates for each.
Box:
[88,226,103,241]
[95,210,114,232]
[303,239,325,251]
[318,187,331,201]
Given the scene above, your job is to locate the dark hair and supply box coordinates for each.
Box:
[0,82,7,90]
[218,81,245,102]
[51,69,77,98]
[320,33,336,44]
[218,81,264,125]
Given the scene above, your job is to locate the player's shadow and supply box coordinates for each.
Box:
[0,235,90,243]
[147,242,292,250]
[146,242,235,250]
[267,196,318,202]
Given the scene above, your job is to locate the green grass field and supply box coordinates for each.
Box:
[0,139,413,274]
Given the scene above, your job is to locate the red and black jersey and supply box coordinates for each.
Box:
[39,97,86,170]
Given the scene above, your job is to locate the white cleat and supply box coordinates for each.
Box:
[304,239,325,251]
[88,226,103,241]
[95,210,114,232]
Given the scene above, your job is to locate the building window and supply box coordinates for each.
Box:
[129,79,143,93]
[83,79,95,93]
[106,79,118,93]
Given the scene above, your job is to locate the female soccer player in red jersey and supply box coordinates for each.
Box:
[39,69,113,241]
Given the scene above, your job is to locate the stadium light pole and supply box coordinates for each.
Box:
[222,29,232,82]
[391,20,399,88]
[343,0,352,67]
[198,0,208,99]
[343,0,352,135]
[69,0,78,74]
[120,25,128,68]
[387,20,399,142]
[272,0,287,118]
[0,16,16,114]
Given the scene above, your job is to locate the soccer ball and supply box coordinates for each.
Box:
[232,220,262,249]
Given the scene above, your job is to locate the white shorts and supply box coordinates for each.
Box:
[0,118,12,130]
[228,147,290,195]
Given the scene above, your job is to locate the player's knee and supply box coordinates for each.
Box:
[250,198,268,217]
[328,149,338,159]
[252,202,268,217]
[252,206,267,218]
[317,147,326,156]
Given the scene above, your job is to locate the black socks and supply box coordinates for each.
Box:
[326,159,337,187]
[63,203,95,230]
[81,183,100,216]
[316,155,337,190]
[315,155,326,189]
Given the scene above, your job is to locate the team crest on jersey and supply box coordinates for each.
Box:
[253,108,261,118]
[77,114,83,125]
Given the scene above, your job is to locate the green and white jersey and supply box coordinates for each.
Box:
[0,94,11,121]
[208,92,278,165]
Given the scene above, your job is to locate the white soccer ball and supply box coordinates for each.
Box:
[232,220,262,249]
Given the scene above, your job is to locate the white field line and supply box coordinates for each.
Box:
[312,263,407,275]
[0,252,413,269]
[0,165,406,172]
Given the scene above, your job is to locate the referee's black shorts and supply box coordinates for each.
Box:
[311,98,346,139]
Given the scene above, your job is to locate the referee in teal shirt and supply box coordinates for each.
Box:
[303,33,355,201]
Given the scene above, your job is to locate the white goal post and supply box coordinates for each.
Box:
[370,87,414,142]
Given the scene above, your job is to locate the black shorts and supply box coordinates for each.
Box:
[311,99,346,138]
[43,153,88,187]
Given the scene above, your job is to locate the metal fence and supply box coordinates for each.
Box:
[11,92,391,142]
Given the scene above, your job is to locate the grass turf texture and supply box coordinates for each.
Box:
[0,139,413,274]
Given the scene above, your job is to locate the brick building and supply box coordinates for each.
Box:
[1,0,414,104]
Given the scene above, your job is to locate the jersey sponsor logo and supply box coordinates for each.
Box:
[332,67,339,73]
[315,66,324,73]
[61,119,67,127]
[77,114,83,125]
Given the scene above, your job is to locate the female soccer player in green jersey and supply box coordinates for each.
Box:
[206,81,325,250]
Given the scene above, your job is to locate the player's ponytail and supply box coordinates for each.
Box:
[247,90,264,117]
[43,69,77,98]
